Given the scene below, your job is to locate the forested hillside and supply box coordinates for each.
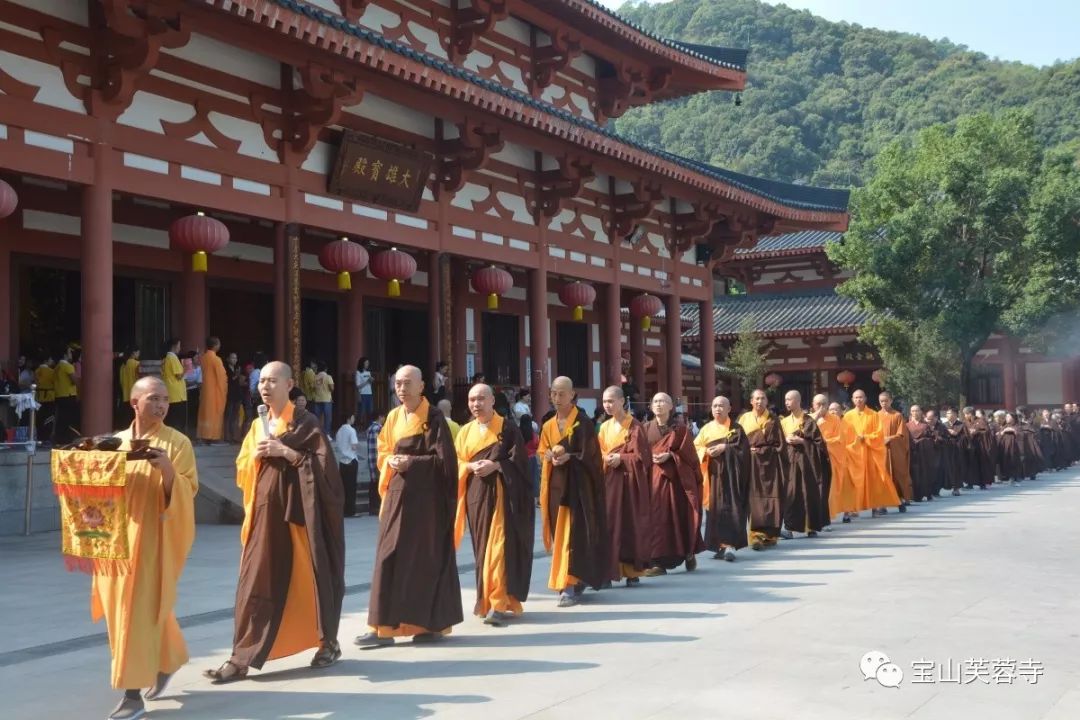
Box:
[612,0,1080,186]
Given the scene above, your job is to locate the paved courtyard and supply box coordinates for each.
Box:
[2,470,1079,720]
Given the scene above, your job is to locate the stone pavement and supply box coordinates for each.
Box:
[3,470,1080,720]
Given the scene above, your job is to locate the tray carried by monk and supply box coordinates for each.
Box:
[51,447,130,574]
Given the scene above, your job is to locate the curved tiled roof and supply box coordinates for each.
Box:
[242,0,849,218]
[735,230,844,257]
[682,289,870,339]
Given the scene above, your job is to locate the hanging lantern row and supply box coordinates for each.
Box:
[318,237,369,291]
[871,368,888,384]
[0,179,17,220]
[837,369,856,389]
[764,372,783,389]
[558,280,596,322]
[629,293,663,331]
[370,247,417,297]
[471,265,513,310]
[169,211,230,272]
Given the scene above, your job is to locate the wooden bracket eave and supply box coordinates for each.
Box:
[530,26,582,93]
[436,117,503,196]
[336,0,372,23]
[447,0,509,62]
[607,178,661,239]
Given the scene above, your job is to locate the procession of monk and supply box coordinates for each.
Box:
[82,364,1080,720]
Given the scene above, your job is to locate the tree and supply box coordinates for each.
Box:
[828,110,1080,406]
[724,316,768,403]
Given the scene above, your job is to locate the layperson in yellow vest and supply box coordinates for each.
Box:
[95,376,198,720]
[118,349,140,405]
[737,389,785,549]
[438,398,461,441]
[695,395,751,562]
[355,365,463,647]
[779,390,830,538]
[54,345,79,445]
[204,361,345,683]
[300,359,317,399]
[844,389,901,518]
[878,391,912,512]
[34,356,55,442]
[197,338,227,443]
[642,392,705,575]
[813,395,859,524]
[453,383,535,624]
[539,376,607,607]
[597,385,651,585]
[161,339,187,432]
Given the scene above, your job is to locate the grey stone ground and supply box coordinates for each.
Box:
[2,469,1079,720]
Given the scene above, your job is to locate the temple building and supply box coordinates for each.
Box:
[683,230,1080,412]
[0,0,849,433]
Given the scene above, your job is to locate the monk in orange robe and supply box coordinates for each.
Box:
[197,337,227,443]
[454,384,534,623]
[814,396,859,523]
[844,389,901,518]
[94,376,198,720]
[205,361,345,682]
[879,391,912,510]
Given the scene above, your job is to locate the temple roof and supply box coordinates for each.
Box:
[238,0,849,222]
[734,230,844,257]
[682,289,870,339]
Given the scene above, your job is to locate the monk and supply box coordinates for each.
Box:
[907,405,936,502]
[695,395,751,561]
[814,395,856,523]
[963,406,995,490]
[453,384,534,624]
[943,407,967,496]
[924,409,947,497]
[738,389,785,549]
[879,392,912,509]
[205,361,345,683]
[539,376,607,607]
[357,365,462,646]
[98,377,197,720]
[844,389,900,517]
[779,390,829,537]
[197,337,227,443]
[597,385,651,585]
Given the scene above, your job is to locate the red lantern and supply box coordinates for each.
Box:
[630,293,664,331]
[169,211,229,272]
[318,237,369,291]
[871,368,887,384]
[0,179,17,220]
[558,281,596,322]
[471,265,513,310]
[370,247,417,297]
[764,372,783,389]
[837,369,856,389]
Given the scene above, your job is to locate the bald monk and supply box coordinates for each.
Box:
[738,389,785,549]
[779,390,829,538]
[695,395,750,561]
[597,385,651,585]
[844,389,900,518]
[879,391,912,510]
[453,384,534,624]
[539,376,607,607]
[197,337,227,443]
[205,361,345,683]
[815,396,858,523]
[96,377,197,720]
[643,392,704,574]
[438,398,461,441]
[356,365,462,646]
[907,405,936,503]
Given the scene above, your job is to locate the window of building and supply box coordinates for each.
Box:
[556,321,588,389]
[970,364,1004,406]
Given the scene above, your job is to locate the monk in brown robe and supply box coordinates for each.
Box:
[539,376,607,607]
[197,337,227,443]
[879,391,912,511]
[598,385,651,586]
[963,406,995,490]
[643,392,704,575]
[453,383,534,624]
[695,395,751,561]
[738,389,785,549]
[779,390,829,538]
[924,409,947,497]
[205,361,345,683]
[356,365,462,646]
[907,405,936,503]
[943,407,967,496]
[97,377,198,720]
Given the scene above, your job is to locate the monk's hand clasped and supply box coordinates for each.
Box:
[708,443,726,457]
[471,459,498,477]
[652,451,672,464]
[786,435,805,446]
[605,453,622,468]
[387,454,412,472]
[256,438,289,459]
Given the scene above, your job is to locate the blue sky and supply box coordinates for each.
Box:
[602,0,1078,66]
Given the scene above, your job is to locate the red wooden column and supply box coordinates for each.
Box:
[451,257,467,383]
[0,236,10,365]
[666,289,683,405]
[699,298,715,404]
[286,225,302,376]
[604,280,622,388]
[81,150,113,435]
[180,266,207,352]
[428,251,442,374]
[273,222,287,362]
[529,256,550,419]
[630,312,645,402]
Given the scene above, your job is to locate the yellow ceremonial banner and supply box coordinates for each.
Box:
[51,449,130,574]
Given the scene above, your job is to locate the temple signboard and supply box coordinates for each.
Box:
[328,131,433,212]
[838,341,880,364]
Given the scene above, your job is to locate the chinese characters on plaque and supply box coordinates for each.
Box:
[328,130,433,213]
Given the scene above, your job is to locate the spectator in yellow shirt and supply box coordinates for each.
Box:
[54,346,79,444]
[161,339,187,432]
[312,360,334,435]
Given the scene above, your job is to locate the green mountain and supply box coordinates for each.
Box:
[613,0,1080,187]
